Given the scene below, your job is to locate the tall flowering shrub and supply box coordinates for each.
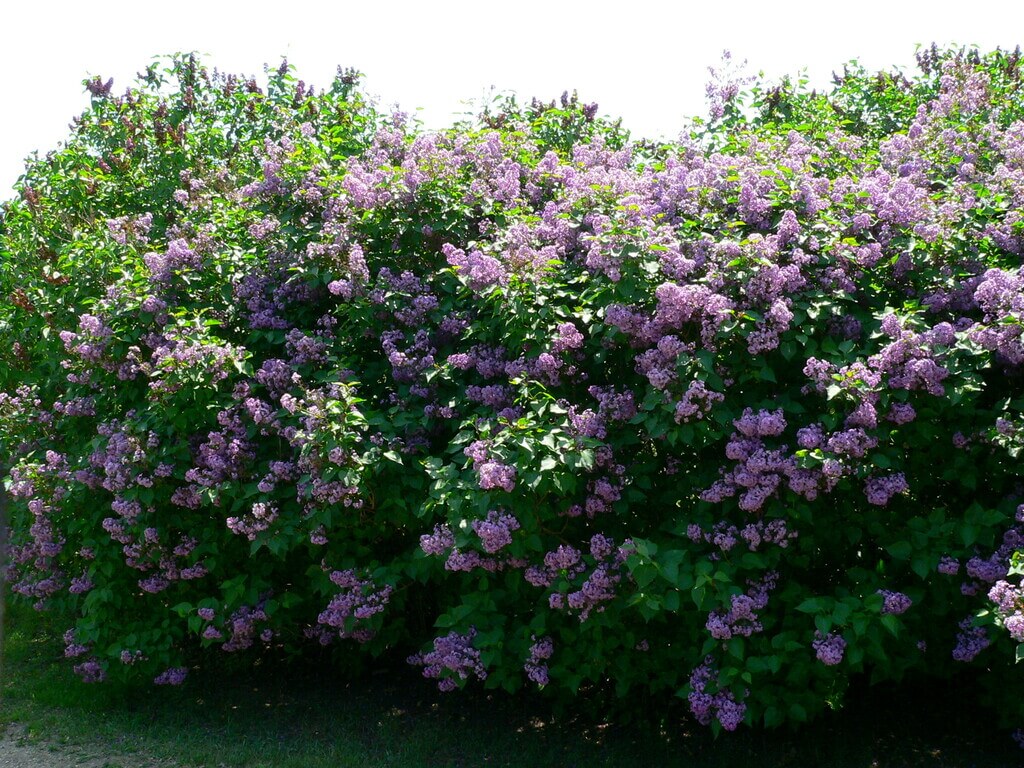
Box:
[4,47,1024,734]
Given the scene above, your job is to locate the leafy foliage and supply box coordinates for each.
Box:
[4,47,1024,737]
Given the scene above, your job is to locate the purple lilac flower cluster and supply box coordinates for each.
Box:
[524,636,554,685]
[408,629,487,691]
[706,573,778,640]
[317,570,394,643]
[701,409,812,512]
[686,519,796,553]
[10,49,1024,737]
[471,510,520,554]
[812,632,847,666]
[878,590,913,615]
[952,618,991,662]
[463,440,516,493]
[544,535,629,621]
[687,656,747,731]
[988,580,1024,642]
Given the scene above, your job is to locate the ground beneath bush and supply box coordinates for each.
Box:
[2,675,1023,768]
[0,725,168,768]
[2,606,1021,768]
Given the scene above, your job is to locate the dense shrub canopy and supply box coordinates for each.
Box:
[4,46,1024,734]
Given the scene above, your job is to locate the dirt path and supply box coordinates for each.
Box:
[0,727,173,768]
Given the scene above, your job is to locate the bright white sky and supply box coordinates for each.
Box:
[2,1,1022,199]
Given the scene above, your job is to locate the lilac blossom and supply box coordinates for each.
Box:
[477,461,516,493]
[317,570,393,642]
[524,636,554,685]
[687,656,747,731]
[812,632,847,666]
[952,618,990,662]
[878,590,913,615]
[471,510,520,553]
[408,629,487,691]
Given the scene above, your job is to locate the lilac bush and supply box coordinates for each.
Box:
[4,46,1024,735]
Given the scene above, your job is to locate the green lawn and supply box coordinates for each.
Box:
[0,602,1019,768]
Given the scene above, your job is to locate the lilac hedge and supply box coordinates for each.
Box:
[4,47,1024,734]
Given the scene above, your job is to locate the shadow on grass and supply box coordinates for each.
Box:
[1,603,1020,768]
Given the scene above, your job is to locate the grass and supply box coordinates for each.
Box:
[1,602,1021,768]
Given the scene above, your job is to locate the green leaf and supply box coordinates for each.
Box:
[728,636,745,660]
[880,614,901,637]
[886,540,912,560]
[632,563,658,589]
[960,523,979,546]
[911,555,931,580]
[764,706,784,728]
[663,590,681,612]
[796,598,821,613]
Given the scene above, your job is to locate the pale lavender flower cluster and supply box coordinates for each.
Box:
[317,570,393,643]
[471,510,520,553]
[184,415,254,488]
[144,238,201,286]
[812,631,847,666]
[988,580,1024,642]
[887,402,917,425]
[706,573,777,640]
[285,328,330,367]
[674,380,725,423]
[524,544,586,587]
[408,629,487,691]
[952,617,990,662]
[878,589,913,615]
[379,329,436,386]
[524,635,554,685]
[443,243,508,292]
[867,317,952,397]
[972,267,1024,364]
[106,214,153,246]
[701,409,811,512]
[220,602,272,653]
[59,313,113,367]
[64,628,89,659]
[687,656,747,731]
[255,358,297,398]
[419,517,523,574]
[73,658,107,683]
[465,384,512,411]
[566,405,606,439]
[966,555,1008,584]
[863,473,909,506]
[587,385,637,423]
[463,440,516,493]
[688,519,796,553]
[544,535,628,621]
[478,461,516,493]
[153,666,189,685]
[322,244,369,301]
[226,502,279,541]
[120,649,145,665]
[552,322,584,353]
[634,334,690,390]
[234,267,290,330]
[420,523,455,556]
